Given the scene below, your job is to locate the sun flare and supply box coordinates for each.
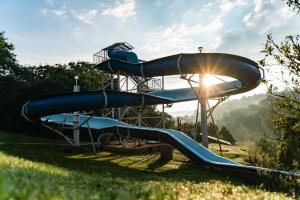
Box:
[203,74,219,86]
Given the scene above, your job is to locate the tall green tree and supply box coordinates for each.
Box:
[260,34,300,169]
[0,32,18,77]
[0,32,27,130]
[0,32,29,79]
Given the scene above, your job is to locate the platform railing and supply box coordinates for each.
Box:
[93,50,108,64]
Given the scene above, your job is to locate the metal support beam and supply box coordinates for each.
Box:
[199,74,208,148]
[86,119,97,156]
[42,124,74,145]
[207,100,223,154]
[117,71,121,120]
[111,73,115,118]
[162,76,165,128]
[73,84,80,147]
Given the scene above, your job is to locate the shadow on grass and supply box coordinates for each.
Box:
[147,157,170,172]
[0,143,235,184]
[1,143,299,198]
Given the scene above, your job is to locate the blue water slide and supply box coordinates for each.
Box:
[22,50,298,179]
[107,49,139,64]
[97,53,262,96]
[42,114,297,179]
[148,80,242,101]
[22,90,172,120]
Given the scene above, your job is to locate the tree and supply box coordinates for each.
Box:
[208,122,218,137]
[0,32,27,130]
[260,34,300,169]
[286,0,300,12]
[141,107,175,129]
[219,127,236,145]
[0,39,110,132]
[0,32,21,77]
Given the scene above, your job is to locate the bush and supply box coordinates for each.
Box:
[219,127,236,145]
[246,137,279,169]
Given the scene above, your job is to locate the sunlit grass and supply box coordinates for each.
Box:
[0,131,294,199]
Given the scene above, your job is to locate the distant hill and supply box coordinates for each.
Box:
[216,98,273,143]
[212,94,266,121]
[169,94,272,143]
[169,94,266,121]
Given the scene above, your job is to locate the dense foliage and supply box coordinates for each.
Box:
[177,120,236,144]
[0,32,18,76]
[219,127,236,145]
[0,32,175,133]
[259,34,300,170]
[207,122,236,145]
[0,32,109,132]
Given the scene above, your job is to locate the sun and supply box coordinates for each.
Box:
[203,74,219,86]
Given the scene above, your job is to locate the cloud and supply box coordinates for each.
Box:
[140,19,223,59]
[41,8,68,20]
[41,8,49,15]
[71,27,84,39]
[71,9,98,25]
[243,0,291,32]
[44,0,54,6]
[102,0,136,20]
[52,9,67,16]
[138,1,244,59]
[216,0,298,59]
[219,0,247,12]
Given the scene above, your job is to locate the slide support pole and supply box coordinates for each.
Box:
[111,74,115,118]
[200,74,208,148]
[73,80,80,147]
[162,76,165,128]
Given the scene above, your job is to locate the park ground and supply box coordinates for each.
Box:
[0,131,295,199]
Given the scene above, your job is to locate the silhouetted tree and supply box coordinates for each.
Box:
[219,127,236,145]
[286,0,300,12]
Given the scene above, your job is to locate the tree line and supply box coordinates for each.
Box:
[0,32,109,132]
[0,32,175,134]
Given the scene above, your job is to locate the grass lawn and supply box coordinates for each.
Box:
[0,131,295,199]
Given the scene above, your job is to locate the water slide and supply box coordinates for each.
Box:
[22,50,298,179]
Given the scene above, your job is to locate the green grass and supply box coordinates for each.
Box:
[0,131,295,199]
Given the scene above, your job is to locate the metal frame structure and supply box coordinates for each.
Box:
[41,111,97,155]
[95,42,166,146]
[179,71,241,148]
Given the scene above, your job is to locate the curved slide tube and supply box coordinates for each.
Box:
[97,53,262,96]
[22,90,172,120]
[22,81,242,121]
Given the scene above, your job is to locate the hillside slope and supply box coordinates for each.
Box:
[0,131,292,199]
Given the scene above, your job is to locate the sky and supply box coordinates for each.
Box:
[0,0,299,113]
